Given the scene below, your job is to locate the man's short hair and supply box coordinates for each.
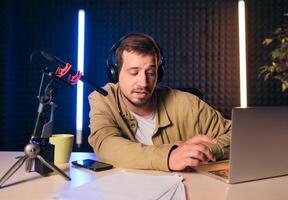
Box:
[115,33,161,72]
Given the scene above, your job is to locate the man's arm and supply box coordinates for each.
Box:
[168,135,217,171]
[197,100,231,160]
[168,96,231,171]
[88,92,174,171]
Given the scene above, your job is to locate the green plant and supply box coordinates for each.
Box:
[259,13,288,92]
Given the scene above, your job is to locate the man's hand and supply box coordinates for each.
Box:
[168,135,217,171]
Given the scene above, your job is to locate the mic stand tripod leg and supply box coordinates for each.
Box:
[0,156,28,187]
[25,158,33,172]
[37,155,71,180]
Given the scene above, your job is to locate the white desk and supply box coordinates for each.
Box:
[0,151,288,200]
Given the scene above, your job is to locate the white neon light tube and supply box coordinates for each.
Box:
[238,0,247,108]
[76,9,85,147]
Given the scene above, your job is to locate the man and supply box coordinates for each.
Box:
[88,33,231,172]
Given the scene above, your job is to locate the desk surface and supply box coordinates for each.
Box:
[0,151,288,200]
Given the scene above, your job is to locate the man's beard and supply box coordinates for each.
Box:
[122,92,151,108]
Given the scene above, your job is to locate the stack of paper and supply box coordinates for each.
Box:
[51,170,185,200]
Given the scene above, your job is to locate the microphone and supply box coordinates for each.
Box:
[40,51,108,96]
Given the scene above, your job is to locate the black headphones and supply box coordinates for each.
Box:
[106,33,165,83]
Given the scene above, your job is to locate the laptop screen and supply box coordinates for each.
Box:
[229,107,288,183]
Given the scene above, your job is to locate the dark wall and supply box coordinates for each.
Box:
[0,0,81,150]
[246,0,288,105]
[0,0,287,152]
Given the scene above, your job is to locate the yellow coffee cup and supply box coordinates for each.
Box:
[49,134,74,164]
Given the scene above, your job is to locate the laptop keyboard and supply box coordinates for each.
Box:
[208,168,229,179]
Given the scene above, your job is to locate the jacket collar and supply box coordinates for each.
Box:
[155,90,171,128]
[116,85,132,120]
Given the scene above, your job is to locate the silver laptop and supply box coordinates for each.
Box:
[194,107,288,184]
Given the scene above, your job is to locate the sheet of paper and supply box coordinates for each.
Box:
[51,170,185,200]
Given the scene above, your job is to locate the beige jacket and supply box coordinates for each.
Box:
[88,83,231,171]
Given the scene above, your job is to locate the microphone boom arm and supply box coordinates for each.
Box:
[40,51,108,96]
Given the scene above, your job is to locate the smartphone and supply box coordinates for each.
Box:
[72,159,113,171]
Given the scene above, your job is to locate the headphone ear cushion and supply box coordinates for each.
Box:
[107,64,118,83]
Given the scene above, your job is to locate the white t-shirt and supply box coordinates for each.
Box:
[130,111,156,145]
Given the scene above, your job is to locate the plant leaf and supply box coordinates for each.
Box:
[264,73,271,80]
[274,27,283,34]
[282,81,288,91]
[262,38,273,45]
